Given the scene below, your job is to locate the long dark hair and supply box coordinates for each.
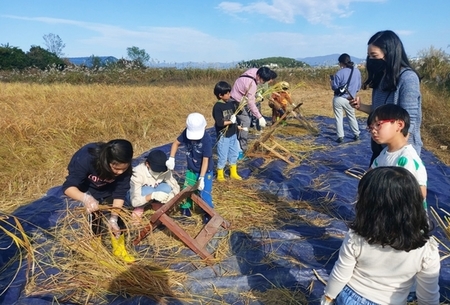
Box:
[364,30,419,91]
[350,167,429,251]
[88,139,133,180]
[338,53,354,68]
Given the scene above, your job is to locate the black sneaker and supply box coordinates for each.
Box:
[353,135,360,141]
[336,137,344,143]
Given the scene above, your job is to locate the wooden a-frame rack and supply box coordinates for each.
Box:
[246,103,303,165]
[133,184,230,261]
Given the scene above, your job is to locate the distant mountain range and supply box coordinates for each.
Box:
[66,56,118,67]
[66,54,366,69]
[297,54,366,67]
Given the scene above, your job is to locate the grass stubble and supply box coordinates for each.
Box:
[1,75,449,304]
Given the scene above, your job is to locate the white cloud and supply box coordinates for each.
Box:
[249,31,369,58]
[2,15,240,62]
[218,0,384,25]
[393,30,414,36]
[217,2,245,13]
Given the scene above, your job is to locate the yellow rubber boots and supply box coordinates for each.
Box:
[110,234,135,263]
[230,164,242,180]
[217,168,226,182]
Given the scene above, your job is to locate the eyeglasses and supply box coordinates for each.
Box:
[367,119,395,131]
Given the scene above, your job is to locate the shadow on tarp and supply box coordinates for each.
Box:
[1,116,450,304]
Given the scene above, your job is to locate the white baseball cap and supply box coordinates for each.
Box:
[186,113,207,140]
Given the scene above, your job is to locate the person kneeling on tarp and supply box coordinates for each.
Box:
[62,139,135,263]
[128,149,180,223]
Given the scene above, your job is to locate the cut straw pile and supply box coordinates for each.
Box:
[1,121,333,304]
[0,81,341,304]
[21,205,187,304]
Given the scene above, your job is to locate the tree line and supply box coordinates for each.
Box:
[238,57,309,69]
[1,32,312,71]
[0,33,152,71]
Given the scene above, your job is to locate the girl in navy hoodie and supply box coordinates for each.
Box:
[62,139,135,263]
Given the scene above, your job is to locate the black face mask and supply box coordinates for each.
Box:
[366,58,386,88]
[366,58,386,75]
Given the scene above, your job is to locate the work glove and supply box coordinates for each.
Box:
[82,193,99,213]
[258,117,267,128]
[108,215,121,238]
[166,157,175,170]
[229,114,236,124]
[256,92,264,103]
[151,191,170,203]
[198,176,205,191]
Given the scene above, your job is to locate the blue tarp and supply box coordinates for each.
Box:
[1,116,450,304]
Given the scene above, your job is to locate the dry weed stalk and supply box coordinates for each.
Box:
[22,205,189,304]
[0,216,34,297]
[429,206,450,261]
[344,167,366,180]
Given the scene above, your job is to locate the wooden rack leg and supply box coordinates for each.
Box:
[133,188,230,261]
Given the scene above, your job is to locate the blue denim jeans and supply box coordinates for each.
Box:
[141,183,172,196]
[124,183,172,207]
[335,285,379,305]
[217,133,239,169]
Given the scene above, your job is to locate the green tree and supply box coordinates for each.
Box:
[43,33,66,57]
[27,46,66,70]
[0,44,29,70]
[238,57,308,69]
[126,46,150,67]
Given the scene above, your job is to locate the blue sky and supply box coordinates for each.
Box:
[1,0,449,63]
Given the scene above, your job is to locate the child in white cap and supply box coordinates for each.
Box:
[166,113,214,224]
[129,149,180,223]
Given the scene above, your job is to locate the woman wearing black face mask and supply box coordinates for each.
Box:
[350,30,422,165]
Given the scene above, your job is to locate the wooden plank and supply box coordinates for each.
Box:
[191,193,216,216]
[191,193,230,229]
[134,187,230,261]
[247,102,305,160]
[271,139,300,161]
[259,142,295,165]
[194,215,224,248]
[159,214,213,260]
[134,185,198,244]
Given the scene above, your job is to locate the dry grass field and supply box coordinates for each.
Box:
[1,75,450,304]
[1,80,448,214]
